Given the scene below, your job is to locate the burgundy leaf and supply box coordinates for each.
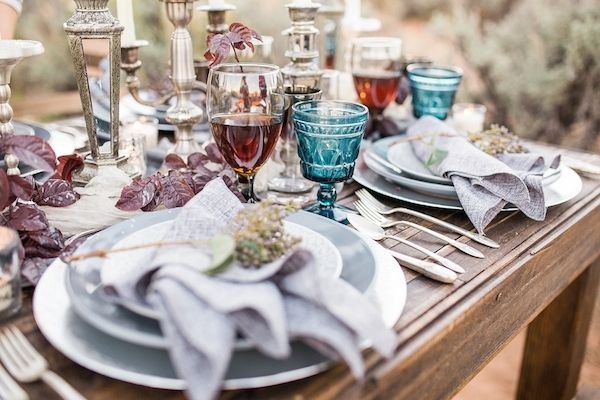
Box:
[115,176,159,212]
[186,152,211,170]
[33,179,80,207]
[159,171,194,209]
[164,154,188,171]
[4,135,57,172]
[190,174,213,194]
[22,238,62,258]
[27,226,65,251]
[0,169,9,211]
[222,174,246,202]
[8,175,34,201]
[204,33,231,67]
[395,76,411,105]
[21,257,53,286]
[205,143,225,164]
[54,154,84,182]
[6,201,49,232]
[227,22,262,52]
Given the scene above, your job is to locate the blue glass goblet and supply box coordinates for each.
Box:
[407,64,463,120]
[293,101,369,222]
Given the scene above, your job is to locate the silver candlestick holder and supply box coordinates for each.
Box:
[120,0,204,159]
[65,0,137,185]
[195,1,236,84]
[0,40,44,176]
[268,1,323,197]
[281,1,323,93]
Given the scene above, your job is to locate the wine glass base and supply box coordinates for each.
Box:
[303,203,355,224]
[268,177,315,194]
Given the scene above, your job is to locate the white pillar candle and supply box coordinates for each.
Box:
[122,117,159,149]
[208,0,226,7]
[117,0,137,46]
[452,103,487,134]
[345,0,361,21]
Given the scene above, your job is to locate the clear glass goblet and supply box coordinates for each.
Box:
[206,63,285,202]
[293,100,369,222]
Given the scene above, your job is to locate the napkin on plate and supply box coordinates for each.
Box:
[104,178,396,400]
[408,116,560,233]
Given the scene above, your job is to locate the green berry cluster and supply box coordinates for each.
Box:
[229,201,301,269]
[468,124,529,156]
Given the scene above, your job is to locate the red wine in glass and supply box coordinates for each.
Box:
[353,72,401,114]
[211,113,283,177]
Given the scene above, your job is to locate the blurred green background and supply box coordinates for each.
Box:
[9,0,600,151]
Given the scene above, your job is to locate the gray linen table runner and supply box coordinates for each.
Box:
[104,178,396,400]
[408,116,560,233]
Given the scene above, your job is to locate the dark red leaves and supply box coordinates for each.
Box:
[2,135,57,172]
[159,171,195,209]
[115,176,160,212]
[5,201,49,232]
[116,145,244,212]
[7,175,34,201]
[204,22,262,67]
[0,169,9,211]
[55,154,84,182]
[33,179,80,207]
[164,154,188,171]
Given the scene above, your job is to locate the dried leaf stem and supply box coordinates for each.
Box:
[64,239,208,262]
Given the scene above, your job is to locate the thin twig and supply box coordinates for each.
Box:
[64,239,208,263]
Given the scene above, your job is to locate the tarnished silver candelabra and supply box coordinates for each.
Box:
[268,1,323,195]
[64,0,138,185]
[120,0,204,159]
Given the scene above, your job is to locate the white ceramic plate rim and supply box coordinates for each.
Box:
[33,236,405,390]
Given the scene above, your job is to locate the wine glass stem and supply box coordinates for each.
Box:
[317,183,337,210]
[246,174,258,203]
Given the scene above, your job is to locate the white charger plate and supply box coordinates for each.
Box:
[34,231,405,390]
[354,151,583,211]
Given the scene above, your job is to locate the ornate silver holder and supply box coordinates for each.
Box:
[0,40,45,175]
[120,0,207,159]
[64,0,137,185]
[317,0,344,69]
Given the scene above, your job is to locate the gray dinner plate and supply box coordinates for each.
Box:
[35,226,405,390]
[65,210,377,349]
[383,138,562,186]
[354,149,583,211]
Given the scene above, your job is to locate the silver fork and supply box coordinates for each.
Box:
[355,200,485,259]
[0,326,85,400]
[0,362,28,400]
[356,189,499,248]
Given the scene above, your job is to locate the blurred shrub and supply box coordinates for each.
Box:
[432,0,600,148]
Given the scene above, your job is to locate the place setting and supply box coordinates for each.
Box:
[1,0,599,399]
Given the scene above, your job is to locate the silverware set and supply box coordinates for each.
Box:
[0,326,85,400]
[350,188,500,283]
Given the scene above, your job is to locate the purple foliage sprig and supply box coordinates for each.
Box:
[204,22,262,71]
[116,143,245,212]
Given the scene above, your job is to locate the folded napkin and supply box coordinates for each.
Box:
[408,116,560,233]
[104,178,396,400]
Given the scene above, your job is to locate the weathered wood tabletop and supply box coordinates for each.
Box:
[4,144,600,400]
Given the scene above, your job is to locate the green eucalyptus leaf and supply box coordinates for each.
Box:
[204,234,236,275]
[425,148,449,167]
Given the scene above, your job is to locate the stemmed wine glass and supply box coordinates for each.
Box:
[207,63,285,202]
[293,100,369,222]
[351,37,402,132]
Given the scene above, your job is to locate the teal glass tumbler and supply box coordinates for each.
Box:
[293,100,369,222]
[407,64,463,119]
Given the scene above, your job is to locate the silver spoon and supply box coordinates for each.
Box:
[348,214,465,274]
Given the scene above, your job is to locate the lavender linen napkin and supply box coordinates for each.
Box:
[408,116,560,233]
[105,178,396,400]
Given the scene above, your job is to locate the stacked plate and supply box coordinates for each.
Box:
[354,136,583,210]
[33,210,407,390]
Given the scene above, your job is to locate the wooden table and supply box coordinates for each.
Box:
[4,145,600,400]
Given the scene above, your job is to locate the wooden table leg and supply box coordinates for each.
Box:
[517,258,600,400]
